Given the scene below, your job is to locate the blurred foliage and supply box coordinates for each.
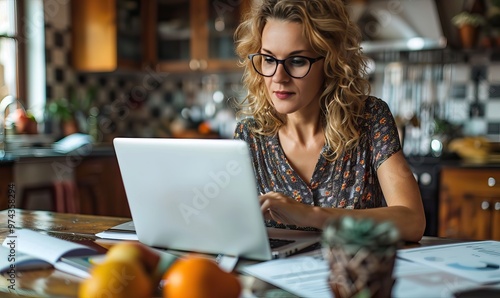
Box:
[432,118,462,139]
[46,87,96,121]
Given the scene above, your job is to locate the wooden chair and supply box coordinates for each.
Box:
[21,180,81,213]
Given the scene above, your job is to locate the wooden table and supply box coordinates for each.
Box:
[0,209,131,298]
[0,209,467,298]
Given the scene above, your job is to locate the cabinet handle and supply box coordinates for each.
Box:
[189,59,200,71]
[495,202,500,211]
[481,201,490,210]
[420,172,432,186]
[488,177,496,187]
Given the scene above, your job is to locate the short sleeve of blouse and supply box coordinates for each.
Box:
[368,97,401,170]
[233,118,255,143]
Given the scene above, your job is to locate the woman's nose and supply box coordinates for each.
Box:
[272,63,290,83]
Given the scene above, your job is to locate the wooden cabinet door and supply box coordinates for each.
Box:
[493,199,500,240]
[439,167,500,240]
[148,0,195,72]
[151,0,250,73]
[204,0,251,72]
[72,0,117,71]
[438,184,462,239]
[75,156,129,217]
[72,0,146,71]
[461,193,496,240]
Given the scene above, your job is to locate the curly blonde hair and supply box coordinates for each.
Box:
[234,0,371,160]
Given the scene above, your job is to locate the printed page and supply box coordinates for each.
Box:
[2,229,96,265]
[397,241,500,284]
[239,256,332,298]
[0,246,52,272]
[393,258,480,298]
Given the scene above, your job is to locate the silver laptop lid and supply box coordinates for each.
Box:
[113,137,273,260]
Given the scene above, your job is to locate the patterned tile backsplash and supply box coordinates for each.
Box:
[44,17,245,142]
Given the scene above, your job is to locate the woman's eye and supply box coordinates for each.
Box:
[289,57,307,67]
[263,57,275,64]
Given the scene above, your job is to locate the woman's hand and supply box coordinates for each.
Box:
[259,191,315,227]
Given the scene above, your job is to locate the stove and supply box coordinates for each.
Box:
[406,156,441,237]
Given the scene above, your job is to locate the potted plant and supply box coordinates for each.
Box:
[452,11,486,48]
[45,87,95,137]
[322,217,401,298]
[46,97,79,136]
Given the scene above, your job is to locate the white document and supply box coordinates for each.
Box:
[239,256,332,298]
[392,258,480,298]
[397,241,500,284]
[95,221,138,241]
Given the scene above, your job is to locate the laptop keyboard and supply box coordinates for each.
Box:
[269,238,295,249]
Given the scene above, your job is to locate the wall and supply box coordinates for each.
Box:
[43,1,244,143]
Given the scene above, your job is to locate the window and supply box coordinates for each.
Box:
[0,0,45,120]
[0,0,21,101]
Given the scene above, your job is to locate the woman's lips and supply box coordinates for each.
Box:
[274,91,293,99]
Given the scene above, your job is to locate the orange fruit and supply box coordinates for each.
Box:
[105,241,160,275]
[162,255,241,298]
[78,259,153,298]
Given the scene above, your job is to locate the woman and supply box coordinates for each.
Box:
[233,0,425,242]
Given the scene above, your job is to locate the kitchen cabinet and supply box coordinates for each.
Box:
[146,0,251,73]
[71,0,147,71]
[71,0,250,73]
[75,156,130,218]
[439,167,500,240]
[0,163,14,210]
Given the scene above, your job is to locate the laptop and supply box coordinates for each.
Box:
[113,137,321,260]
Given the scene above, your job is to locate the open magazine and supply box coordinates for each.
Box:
[0,229,102,278]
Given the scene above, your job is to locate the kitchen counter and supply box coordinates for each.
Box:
[407,155,500,168]
[440,160,500,169]
[0,143,115,164]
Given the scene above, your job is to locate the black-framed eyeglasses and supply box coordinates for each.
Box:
[248,53,324,79]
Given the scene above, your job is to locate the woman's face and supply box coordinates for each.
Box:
[260,19,325,117]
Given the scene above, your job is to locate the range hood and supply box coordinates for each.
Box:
[347,0,447,52]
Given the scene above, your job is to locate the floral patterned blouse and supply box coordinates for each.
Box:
[233,96,401,210]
